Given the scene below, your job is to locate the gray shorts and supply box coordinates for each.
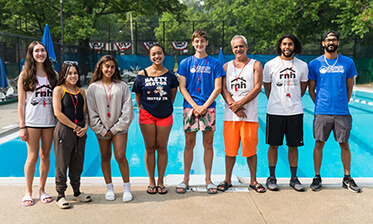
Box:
[96,130,128,140]
[313,114,352,143]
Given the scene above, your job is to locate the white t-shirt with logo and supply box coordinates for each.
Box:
[263,56,308,115]
[223,59,258,122]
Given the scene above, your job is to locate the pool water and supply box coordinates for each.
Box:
[0,90,372,178]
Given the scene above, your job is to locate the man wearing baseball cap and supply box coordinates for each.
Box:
[308,31,361,193]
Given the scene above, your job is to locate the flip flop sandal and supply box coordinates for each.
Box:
[56,197,70,209]
[206,183,218,194]
[217,181,232,192]
[147,186,157,194]
[249,182,267,193]
[39,193,53,203]
[22,196,34,206]
[175,182,188,194]
[73,192,92,202]
[157,186,168,195]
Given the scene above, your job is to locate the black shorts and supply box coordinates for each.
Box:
[266,114,304,147]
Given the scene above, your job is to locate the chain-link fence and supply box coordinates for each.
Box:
[0,32,118,83]
[1,19,372,84]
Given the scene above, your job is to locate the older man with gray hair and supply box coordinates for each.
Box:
[218,35,266,193]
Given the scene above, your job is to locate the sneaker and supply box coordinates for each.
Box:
[266,176,279,191]
[310,176,322,191]
[342,177,361,193]
[289,177,305,192]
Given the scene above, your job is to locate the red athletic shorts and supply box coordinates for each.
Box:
[139,108,173,127]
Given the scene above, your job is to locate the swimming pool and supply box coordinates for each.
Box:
[0,89,372,178]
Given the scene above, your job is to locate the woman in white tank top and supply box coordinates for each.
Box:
[17,41,58,206]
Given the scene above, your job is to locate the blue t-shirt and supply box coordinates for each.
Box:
[177,55,225,108]
[308,54,358,115]
[132,70,179,118]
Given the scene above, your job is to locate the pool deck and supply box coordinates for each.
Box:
[1,85,373,223]
[1,184,373,223]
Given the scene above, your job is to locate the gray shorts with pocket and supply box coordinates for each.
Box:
[313,114,352,143]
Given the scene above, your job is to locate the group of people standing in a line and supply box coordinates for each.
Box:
[17,29,360,208]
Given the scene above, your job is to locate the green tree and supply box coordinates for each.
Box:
[205,0,372,53]
[332,0,373,38]
[154,0,223,55]
[1,0,186,47]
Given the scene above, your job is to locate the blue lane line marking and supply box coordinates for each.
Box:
[350,98,373,106]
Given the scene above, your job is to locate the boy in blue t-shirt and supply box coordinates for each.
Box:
[308,31,360,193]
[176,30,225,194]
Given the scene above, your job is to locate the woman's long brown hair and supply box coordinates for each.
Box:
[89,55,122,85]
[22,41,57,91]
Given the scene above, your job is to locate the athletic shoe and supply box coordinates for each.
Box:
[310,176,322,191]
[289,177,305,192]
[266,176,279,191]
[342,177,361,193]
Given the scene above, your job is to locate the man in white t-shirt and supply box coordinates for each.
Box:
[263,34,308,191]
[218,35,265,193]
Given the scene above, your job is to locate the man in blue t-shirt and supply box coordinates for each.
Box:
[308,31,360,193]
[176,30,225,194]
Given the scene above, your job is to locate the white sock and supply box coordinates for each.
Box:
[123,182,132,202]
[105,183,115,201]
[123,182,131,192]
[107,183,114,191]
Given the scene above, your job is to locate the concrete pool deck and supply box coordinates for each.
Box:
[1,185,373,223]
[0,86,373,223]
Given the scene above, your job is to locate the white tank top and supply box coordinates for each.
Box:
[24,76,56,127]
[223,59,258,122]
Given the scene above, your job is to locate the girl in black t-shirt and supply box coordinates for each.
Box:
[132,44,178,194]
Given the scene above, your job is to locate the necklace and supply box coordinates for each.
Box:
[324,55,339,67]
[194,56,208,93]
[233,58,249,92]
[37,76,47,107]
[64,84,79,124]
[101,80,113,118]
[280,58,294,98]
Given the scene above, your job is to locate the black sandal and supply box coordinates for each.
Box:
[157,186,168,195]
[217,181,232,192]
[249,182,266,193]
[147,186,157,194]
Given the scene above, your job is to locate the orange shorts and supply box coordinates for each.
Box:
[139,108,173,127]
[223,121,259,157]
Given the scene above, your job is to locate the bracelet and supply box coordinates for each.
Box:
[73,125,78,133]
[20,127,26,129]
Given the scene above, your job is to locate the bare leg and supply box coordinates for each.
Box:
[288,147,298,167]
[268,145,278,167]
[97,138,113,184]
[156,125,172,192]
[38,128,54,200]
[112,133,130,182]
[140,124,157,192]
[203,131,214,186]
[223,155,236,186]
[340,142,351,175]
[313,140,325,175]
[24,128,42,205]
[247,155,258,185]
[176,131,196,193]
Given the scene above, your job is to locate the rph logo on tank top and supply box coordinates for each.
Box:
[230,77,246,91]
[319,66,344,74]
[31,85,53,106]
[276,68,296,87]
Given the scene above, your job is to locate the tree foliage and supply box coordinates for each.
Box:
[0,0,186,46]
